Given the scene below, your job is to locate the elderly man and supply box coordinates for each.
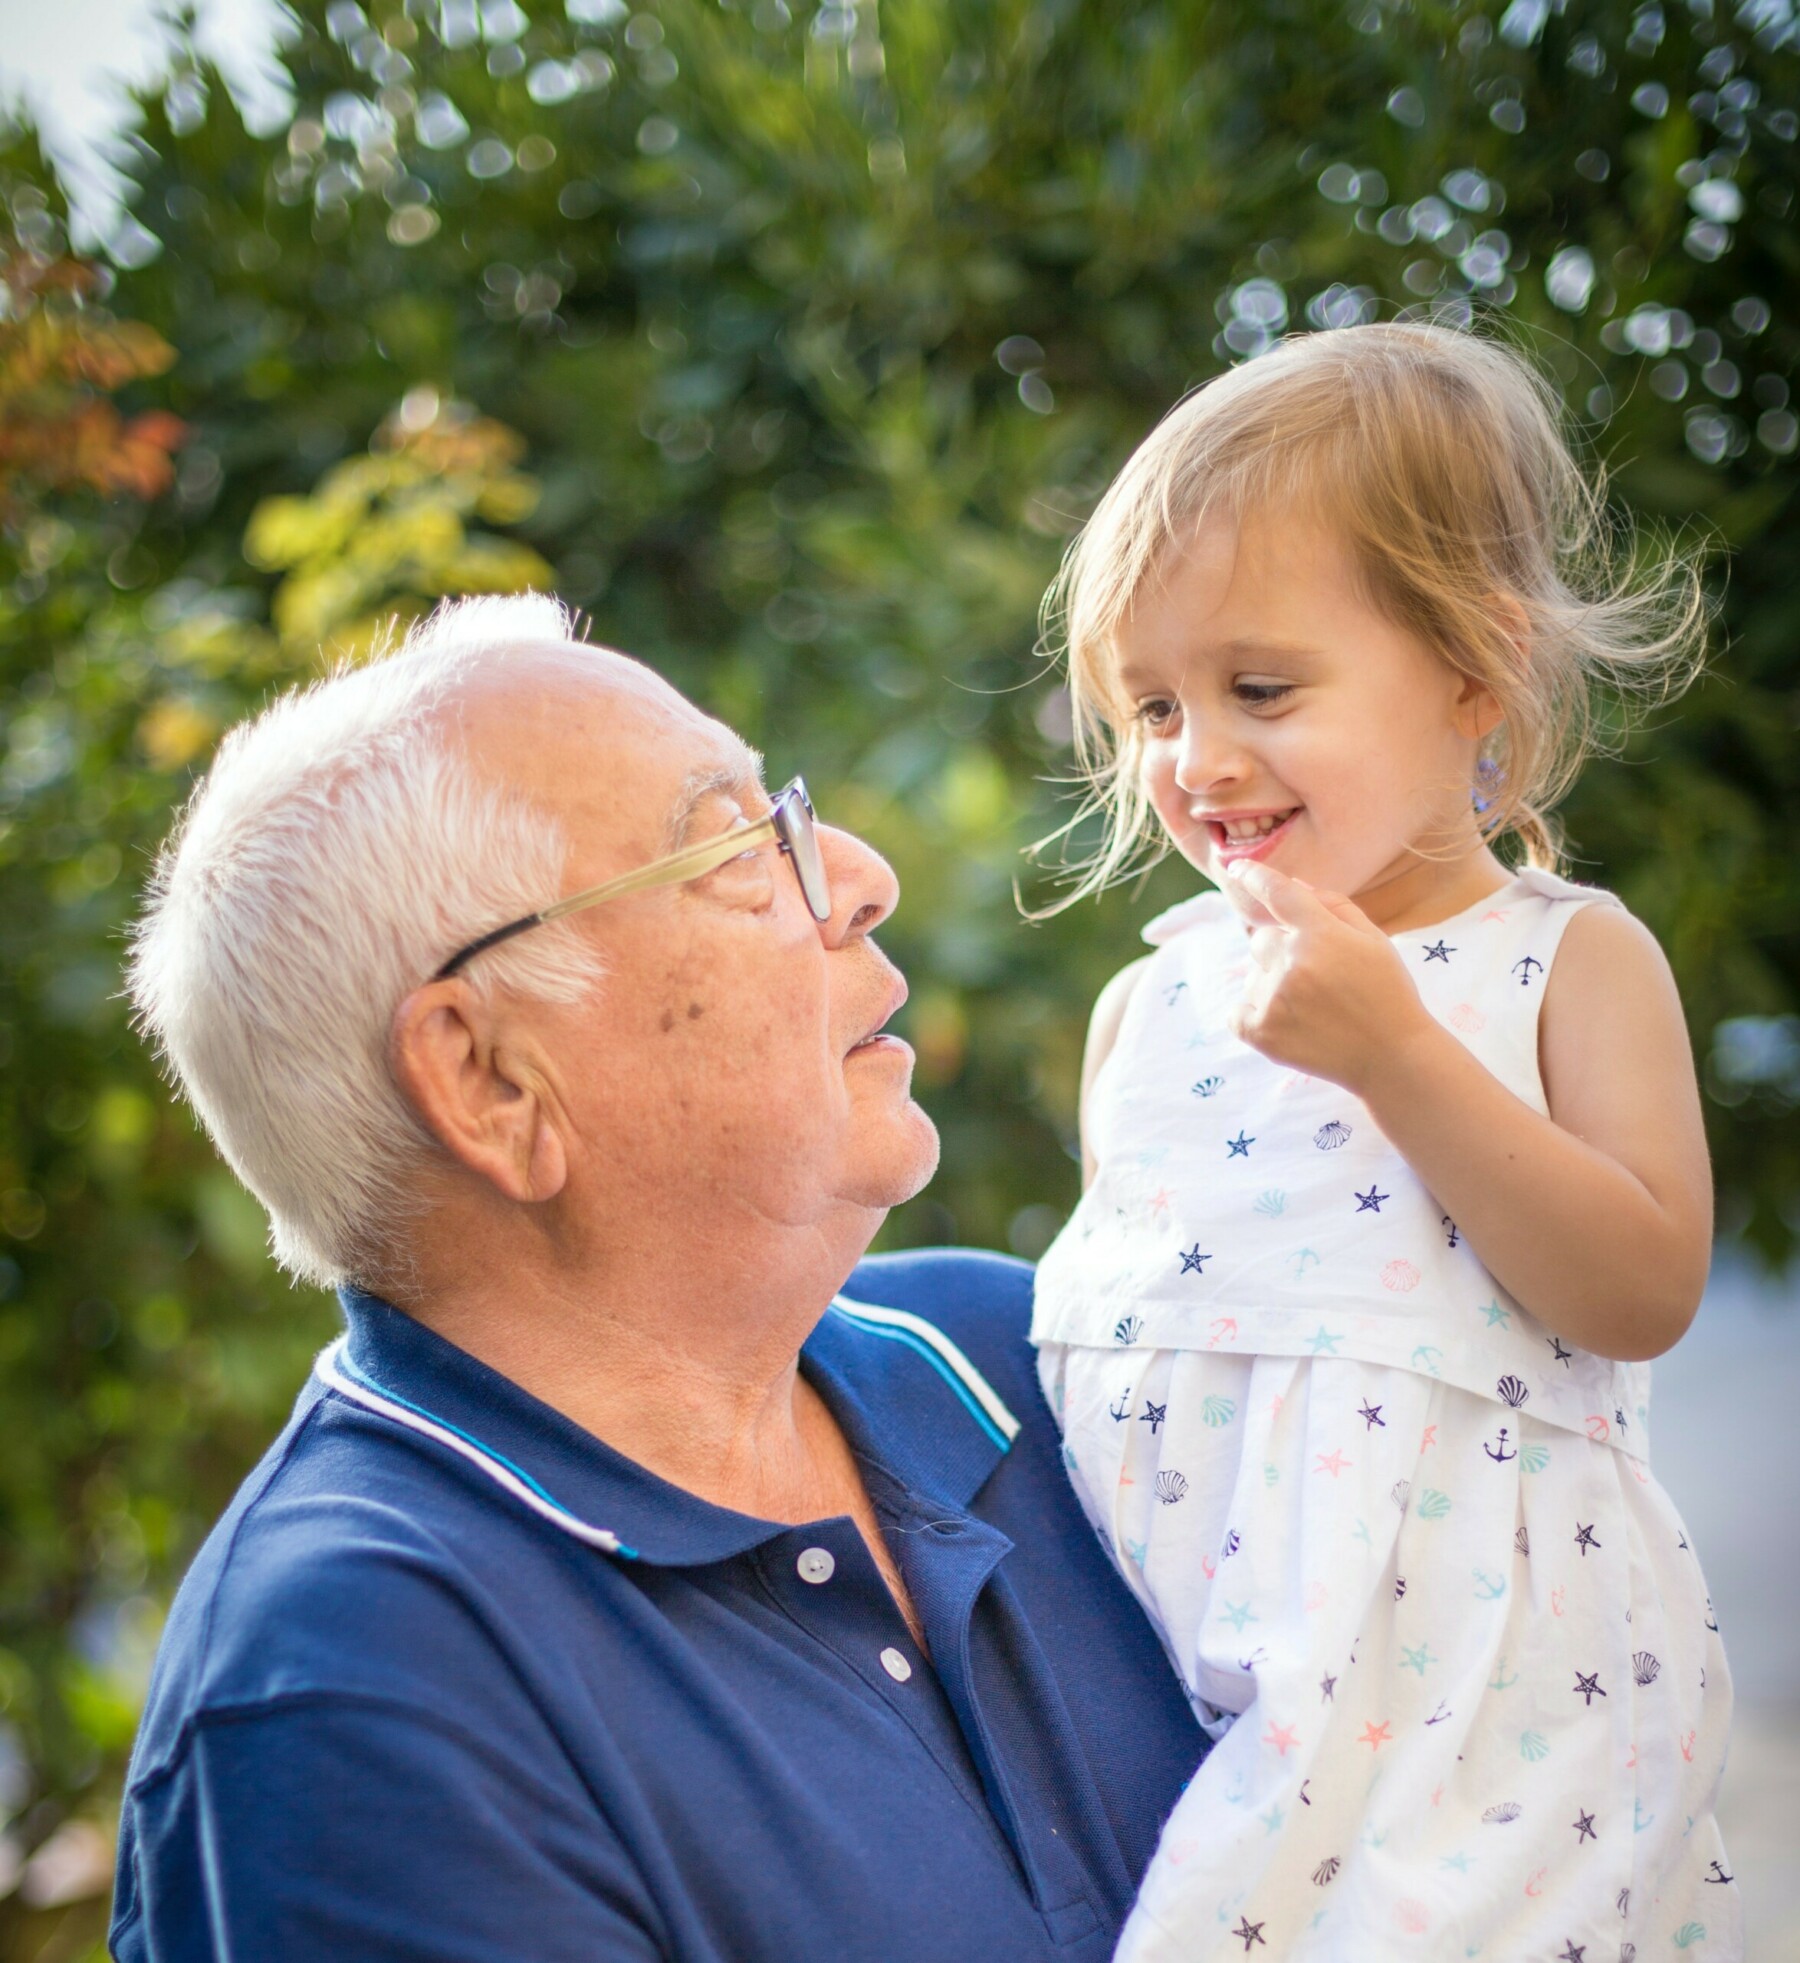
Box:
[111,596,1201,1962]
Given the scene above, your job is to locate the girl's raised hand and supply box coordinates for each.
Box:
[1223,861,1435,1094]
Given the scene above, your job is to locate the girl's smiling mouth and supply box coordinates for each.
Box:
[1201,808,1300,864]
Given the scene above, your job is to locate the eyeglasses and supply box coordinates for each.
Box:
[433,777,831,981]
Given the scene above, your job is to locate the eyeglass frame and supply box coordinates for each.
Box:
[431,777,830,981]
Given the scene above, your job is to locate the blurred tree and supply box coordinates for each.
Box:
[0,0,1797,1944]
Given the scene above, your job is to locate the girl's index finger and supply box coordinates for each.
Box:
[1225,859,1331,929]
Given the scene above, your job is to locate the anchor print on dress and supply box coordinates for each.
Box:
[1484,1426,1518,1463]
[1512,954,1545,987]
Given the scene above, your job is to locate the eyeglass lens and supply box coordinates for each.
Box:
[780,783,831,922]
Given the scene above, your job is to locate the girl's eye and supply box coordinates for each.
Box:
[1234,680,1293,708]
[1134,697,1178,729]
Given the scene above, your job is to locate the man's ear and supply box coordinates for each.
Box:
[390,982,569,1205]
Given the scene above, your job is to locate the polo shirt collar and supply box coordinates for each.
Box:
[328,1287,1015,1569]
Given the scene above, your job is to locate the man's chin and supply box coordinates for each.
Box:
[844,1102,940,1212]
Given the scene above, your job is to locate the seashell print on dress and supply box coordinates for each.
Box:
[1113,1314,1145,1345]
[1481,1802,1522,1825]
[1381,1258,1422,1292]
[1155,1470,1189,1505]
[1496,1375,1531,1408]
[1313,1120,1352,1150]
[1633,1651,1661,1686]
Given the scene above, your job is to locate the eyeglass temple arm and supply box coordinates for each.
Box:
[432,816,781,980]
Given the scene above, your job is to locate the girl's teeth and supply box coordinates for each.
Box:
[1221,812,1290,841]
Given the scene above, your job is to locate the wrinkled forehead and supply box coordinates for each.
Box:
[449,641,765,864]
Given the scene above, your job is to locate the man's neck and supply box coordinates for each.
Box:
[380,1207,875,1523]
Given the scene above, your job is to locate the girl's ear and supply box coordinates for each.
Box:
[1456,594,1529,741]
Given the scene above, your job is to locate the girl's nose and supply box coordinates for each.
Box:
[1172,713,1248,797]
[815,823,899,946]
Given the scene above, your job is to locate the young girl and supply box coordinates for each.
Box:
[1030,323,1740,1962]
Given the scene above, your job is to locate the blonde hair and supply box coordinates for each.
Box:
[1037,320,1707,901]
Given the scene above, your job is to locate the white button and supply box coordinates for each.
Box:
[796,1546,835,1585]
[880,1646,913,1683]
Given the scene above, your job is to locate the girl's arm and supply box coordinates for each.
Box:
[1079,957,1151,1188]
[1225,862,1712,1361]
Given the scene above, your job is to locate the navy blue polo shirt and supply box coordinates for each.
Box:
[110,1250,1202,1962]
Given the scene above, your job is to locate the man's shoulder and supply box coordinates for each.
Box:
[128,1375,546,1788]
[841,1247,1041,1423]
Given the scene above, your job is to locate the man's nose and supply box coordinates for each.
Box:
[815,823,899,945]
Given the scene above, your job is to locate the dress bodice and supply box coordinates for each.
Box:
[1031,870,1652,1459]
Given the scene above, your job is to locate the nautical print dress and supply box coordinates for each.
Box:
[1032,870,1740,1963]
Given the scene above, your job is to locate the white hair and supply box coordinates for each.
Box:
[128,594,607,1289]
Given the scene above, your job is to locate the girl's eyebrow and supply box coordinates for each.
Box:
[1216,637,1323,661]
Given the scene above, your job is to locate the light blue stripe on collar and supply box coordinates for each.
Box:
[829,1296,1020,1453]
[316,1338,640,1559]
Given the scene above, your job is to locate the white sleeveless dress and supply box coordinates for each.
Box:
[1032,871,1740,1963]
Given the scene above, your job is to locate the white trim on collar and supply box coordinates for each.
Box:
[314,1338,633,1557]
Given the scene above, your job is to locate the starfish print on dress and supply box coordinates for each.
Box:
[1314,1449,1352,1478]
[1573,1670,1606,1705]
[1478,1299,1511,1328]
[1354,1185,1389,1213]
[1220,1599,1259,1632]
[1574,1523,1601,1556]
[1179,1244,1211,1275]
[1263,1721,1300,1756]
[1548,1335,1574,1366]
[1556,1944,1585,1963]
[1319,1672,1337,1702]
[1357,1400,1385,1429]
[1306,1325,1344,1355]
[1140,1401,1167,1434]
[1399,1642,1435,1675]
[1423,940,1455,963]
[1439,1850,1472,1873]
[1227,1131,1255,1158]
[1232,1919,1267,1952]
[1572,1809,1597,1843]
[1357,1720,1393,1751]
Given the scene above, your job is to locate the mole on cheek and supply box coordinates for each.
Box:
[659,1009,675,1033]
[687,1002,705,1020]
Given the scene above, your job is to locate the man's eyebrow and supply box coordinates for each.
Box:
[665,747,768,850]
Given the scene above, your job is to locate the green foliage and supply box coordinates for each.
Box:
[0,0,1797,1933]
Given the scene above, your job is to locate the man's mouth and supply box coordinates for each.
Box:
[848,979,911,1058]
[1203,808,1300,862]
